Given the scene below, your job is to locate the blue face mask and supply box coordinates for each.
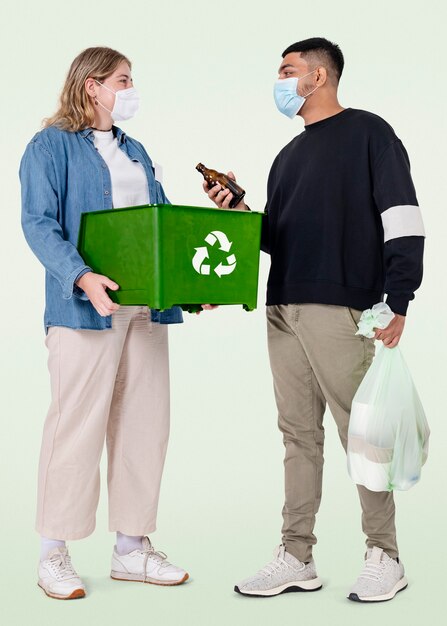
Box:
[274,71,319,119]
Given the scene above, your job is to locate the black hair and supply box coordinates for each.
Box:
[282,37,344,82]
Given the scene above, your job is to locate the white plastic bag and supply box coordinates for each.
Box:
[347,303,429,492]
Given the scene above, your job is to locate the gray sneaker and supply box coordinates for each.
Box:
[348,546,408,602]
[234,545,322,597]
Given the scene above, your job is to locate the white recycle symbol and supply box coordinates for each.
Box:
[192,230,237,278]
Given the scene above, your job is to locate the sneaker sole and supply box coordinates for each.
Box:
[110,571,189,586]
[234,578,323,597]
[348,576,408,603]
[38,582,85,600]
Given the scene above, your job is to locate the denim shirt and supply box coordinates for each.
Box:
[19,124,183,334]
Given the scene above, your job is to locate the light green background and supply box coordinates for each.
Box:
[0,0,445,624]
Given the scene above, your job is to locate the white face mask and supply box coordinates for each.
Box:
[95,80,140,122]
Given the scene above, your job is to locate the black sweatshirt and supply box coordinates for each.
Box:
[261,108,425,316]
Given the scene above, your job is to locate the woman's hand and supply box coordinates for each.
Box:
[203,171,249,211]
[196,304,219,315]
[76,272,120,316]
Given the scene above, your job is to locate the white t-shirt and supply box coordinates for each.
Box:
[93,130,150,208]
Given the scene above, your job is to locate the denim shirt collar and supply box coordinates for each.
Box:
[79,125,126,144]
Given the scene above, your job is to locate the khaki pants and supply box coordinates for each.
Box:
[267,304,398,562]
[36,306,170,540]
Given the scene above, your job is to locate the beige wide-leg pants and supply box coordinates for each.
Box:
[267,303,398,563]
[36,306,170,540]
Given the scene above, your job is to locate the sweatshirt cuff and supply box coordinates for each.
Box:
[385,294,410,316]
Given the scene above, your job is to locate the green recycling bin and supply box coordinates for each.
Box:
[77,204,262,313]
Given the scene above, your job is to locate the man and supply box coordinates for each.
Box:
[204,37,425,602]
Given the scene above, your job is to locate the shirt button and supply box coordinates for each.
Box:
[102,164,107,169]
[104,190,110,195]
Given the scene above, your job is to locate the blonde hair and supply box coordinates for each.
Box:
[43,47,131,132]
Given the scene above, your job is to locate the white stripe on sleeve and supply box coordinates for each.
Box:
[381,205,425,242]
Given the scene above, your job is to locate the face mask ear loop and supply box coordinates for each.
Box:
[95,99,113,115]
[301,84,320,100]
[94,79,116,94]
[298,68,320,100]
[93,79,115,115]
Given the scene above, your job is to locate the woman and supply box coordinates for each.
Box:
[20,46,197,599]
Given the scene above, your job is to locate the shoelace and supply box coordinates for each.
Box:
[258,558,288,578]
[48,552,78,581]
[358,560,386,582]
[141,541,170,582]
[258,546,299,579]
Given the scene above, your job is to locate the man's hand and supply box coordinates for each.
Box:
[203,171,249,211]
[374,313,405,348]
[75,272,120,317]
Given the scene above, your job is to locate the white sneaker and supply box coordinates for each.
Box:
[111,537,189,586]
[348,546,408,602]
[38,547,86,600]
[234,545,322,597]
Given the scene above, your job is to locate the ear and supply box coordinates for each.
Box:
[315,67,328,87]
[84,77,97,99]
